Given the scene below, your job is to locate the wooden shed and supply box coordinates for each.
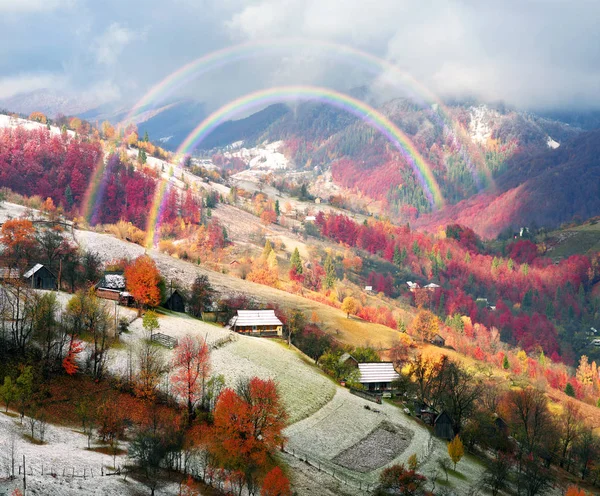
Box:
[23,264,57,290]
[434,411,454,440]
[165,289,186,313]
[431,334,446,347]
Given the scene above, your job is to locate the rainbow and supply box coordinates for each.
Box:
[123,38,494,190]
[177,85,444,210]
[145,179,170,249]
[80,156,109,225]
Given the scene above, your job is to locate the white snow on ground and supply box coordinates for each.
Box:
[468,105,499,145]
[547,136,560,149]
[224,141,289,170]
[109,310,335,425]
[285,388,485,493]
[0,114,76,138]
[0,411,179,495]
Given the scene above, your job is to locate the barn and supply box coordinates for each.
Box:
[165,289,186,313]
[357,362,400,393]
[229,310,283,337]
[434,411,454,440]
[23,264,57,290]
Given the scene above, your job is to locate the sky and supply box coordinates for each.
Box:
[1,0,599,112]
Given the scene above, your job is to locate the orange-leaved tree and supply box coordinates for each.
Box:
[1,219,36,267]
[261,466,291,496]
[210,377,287,471]
[124,255,161,314]
[566,486,594,496]
[62,339,84,375]
[171,335,210,423]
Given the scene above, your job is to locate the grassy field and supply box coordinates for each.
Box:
[543,221,600,260]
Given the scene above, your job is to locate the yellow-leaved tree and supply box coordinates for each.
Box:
[447,435,464,471]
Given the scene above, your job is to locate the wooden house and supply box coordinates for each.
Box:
[96,273,128,303]
[424,283,440,291]
[229,310,283,337]
[431,334,446,347]
[357,362,400,393]
[494,416,509,436]
[165,289,186,313]
[23,264,57,290]
[434,411,454,440]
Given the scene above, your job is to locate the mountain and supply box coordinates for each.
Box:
[0,88,103,118]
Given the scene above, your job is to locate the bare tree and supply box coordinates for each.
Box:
[559,400,583,470]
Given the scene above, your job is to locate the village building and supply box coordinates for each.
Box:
[338,352,359,369]
[434,411,454,440]
[23,264,57,290]
[95,272,133,305]
[305,215,317,222]
[431,334,446,347]
[407,281,420,292]
[424,283,440,291]
[357,362,400,393]
[164,289,186,313]
[229,309,283,337]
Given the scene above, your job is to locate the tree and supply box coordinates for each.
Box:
[1,219,36,266]
[274,200,280,216]
[125,256,161,314]
[324,253,336,289]
[341,296,358,318]
[15,366,34,424]
[440,362,483,434]
[559,401,583,469]
[290,247,303,274]
[172,335,210,423]
[480,454,512,496]
[410,310,440,342]
[376,464,427,496]
[29,111,47,123]
[188,275,214,318]
[210,378,287,473]
[502,354,510,370]
[62,339,83,375]
[505,387,551,456]
[142,310,160,339]
[447,435,464,470]
[261,210,277,225]
[262,240,273,258]
[565,382,576,397]
[261,467,291,496]
[0,376,17,412]
[134,339,165,400]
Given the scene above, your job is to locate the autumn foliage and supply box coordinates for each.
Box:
[261,467,291,496]
[124,255,161,310]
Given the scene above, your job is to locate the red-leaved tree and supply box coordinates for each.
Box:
[124,255,161,314]
[171,335,210,423]
[261,466,291,496]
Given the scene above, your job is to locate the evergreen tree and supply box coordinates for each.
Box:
[393,246,402,266]
[565,382,575,397]
[290,247,303,274]
[275,199,280,216]
[324,253,336,289]
[143,131,149,142]
[65,185,74,208]
[412,240,420,256]
[502,354,510,370]
[138,149,147,164]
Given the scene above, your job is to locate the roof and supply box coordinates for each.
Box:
[339,352,357,365]
[305,216,316,221]
[407,281,419,289]
[432,333,445,342]
[358,362,400,384]
[99,273,126,290]
[231,310,283,327]
[23,264,45,279]
[435,411,453,423]
[424,283,440,289]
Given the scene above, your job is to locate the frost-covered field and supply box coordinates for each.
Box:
[284,388,486,493]
[0,114,76,138]
[110,310,335,425]
[0,411,178,495]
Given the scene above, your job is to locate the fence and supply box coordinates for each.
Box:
[350,388,382,404]
[151,332,178,349]
[282,446,375,493]
[209,332,238,350]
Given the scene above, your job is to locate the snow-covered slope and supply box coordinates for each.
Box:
[0,114,75,138]
[224,141,290,170]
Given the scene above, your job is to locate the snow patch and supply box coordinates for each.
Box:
[224,141,289,170]
[468,105,499,145]
[0,113,76,137]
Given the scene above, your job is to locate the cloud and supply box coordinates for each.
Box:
[0,73,66,99]
[0,0,76,13]
[93,22,144,66]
